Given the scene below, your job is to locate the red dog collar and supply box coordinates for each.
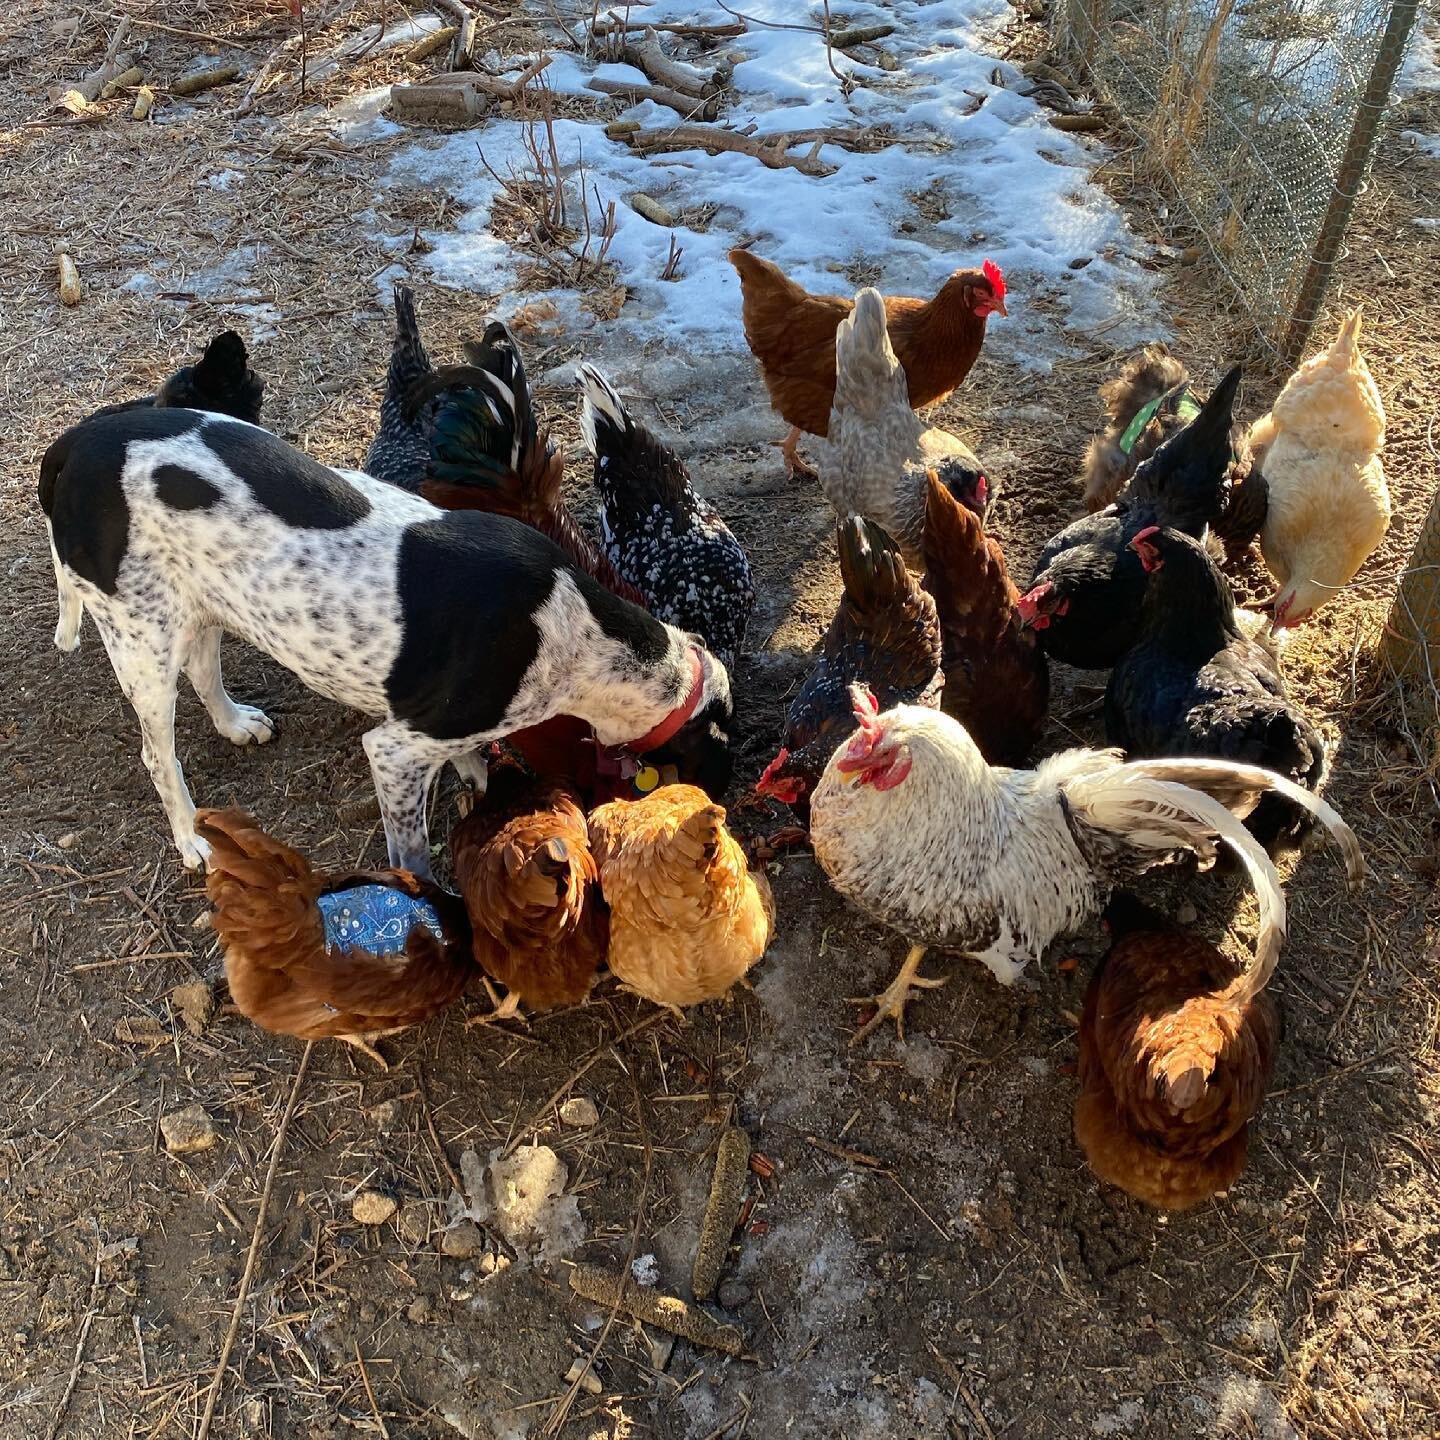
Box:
[628,649,705,753]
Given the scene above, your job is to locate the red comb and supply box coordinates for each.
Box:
[1130,525,1162,546]
[756,748,789,791]
[850,685,881,730]
[982,258,1006,302]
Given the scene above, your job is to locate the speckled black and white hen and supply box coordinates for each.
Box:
[577,365,755,670]
[363,284,437,492]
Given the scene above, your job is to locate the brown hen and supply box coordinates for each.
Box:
[922,471,1048,766]
[1074,894,1280,1211]
[589,785,774,1010]
[197,809,474,1063]
[449,765,607,1019]
[729,249,1005,475]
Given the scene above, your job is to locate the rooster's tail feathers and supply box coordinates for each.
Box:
[1060,767,1287,998]
[832,288,906,415]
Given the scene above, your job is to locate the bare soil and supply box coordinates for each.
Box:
[0,4,1436,1439]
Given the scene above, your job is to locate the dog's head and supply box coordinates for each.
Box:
[648,646,735,800]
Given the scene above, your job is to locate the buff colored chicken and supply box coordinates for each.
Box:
[1075,893,1280,1210]
[1249,308,1390,629]
[450,764,607,1020]
[589,785,774,1009]
[196,809,474,1063]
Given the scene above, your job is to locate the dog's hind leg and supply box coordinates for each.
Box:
[184,627,275,746]
[362,721,445,881]
[49,542,83,653]
[90,609,210,871]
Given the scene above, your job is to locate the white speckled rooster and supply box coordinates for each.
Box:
[811,688,1363,1043]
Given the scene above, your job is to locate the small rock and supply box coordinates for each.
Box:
[479,1251,511,1278]
[57,832,79,850]
[1068,256,1092,270]
[398,1201,432,1244]
[643,1325,675,1370]
[161,1103,217,1155]
[717,1278,752,1311]
[366,1099,399,1131]
[352,1190,398,1226]
[440,1221,486,1259]
[1175,900,1198,924]
[630,1252,659,1286]
[564,1358,603,1395]
[170,982,214,1037]
[407,1295,433,1324]
[559,1096,599,1128]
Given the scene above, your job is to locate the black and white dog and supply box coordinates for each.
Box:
[40,406,733,875]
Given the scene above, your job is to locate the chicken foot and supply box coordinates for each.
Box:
[467,977,525,1027]
[848,943,946,1045]
[777,426,818,481]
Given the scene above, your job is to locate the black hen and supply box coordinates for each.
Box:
[756,517,941,818]
[1019,365,1243,670]
[577,364,755,670]
[364,284,436,491]
[93,331,265,425]
[400,324,643,605]
[1105,525,1324,850]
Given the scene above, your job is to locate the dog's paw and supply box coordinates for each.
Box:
[218,704,276,746]
[177,832,213,872]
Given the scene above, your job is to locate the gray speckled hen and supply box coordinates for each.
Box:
[364,284,437,492]
[577,365,755,670]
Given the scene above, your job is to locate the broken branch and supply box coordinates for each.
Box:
[568,1265,745,1355]
[622,28,726,99]
[588,75,719,120]
[625,123,871,175]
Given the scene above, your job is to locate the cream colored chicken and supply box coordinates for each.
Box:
[589,785,774,1010]
[1249,309,1389,629]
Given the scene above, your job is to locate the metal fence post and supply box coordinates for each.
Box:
[1281,0,1420,365]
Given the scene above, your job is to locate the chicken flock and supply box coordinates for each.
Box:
[98,255,1390,1213]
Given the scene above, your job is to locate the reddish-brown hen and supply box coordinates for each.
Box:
[729,248,1005,474]
[922,471,1048,766]
[449,766,607,1019]
[1074,894,1280,1211]
[197,809,474,1062]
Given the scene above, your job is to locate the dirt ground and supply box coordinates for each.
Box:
[1,3,1437,1438]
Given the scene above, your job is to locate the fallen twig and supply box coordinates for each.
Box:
[692,1127,750,1300]
[830,22,895,49]
[195,1042,314,1440]
[622,27,725,99]
[588,75,718,120]
[626,122,871,175]
[45,1233,101,1440]
[569,1265,745,1355]
[593,18,744,38]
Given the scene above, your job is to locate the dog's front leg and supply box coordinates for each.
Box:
[362,722,441,880]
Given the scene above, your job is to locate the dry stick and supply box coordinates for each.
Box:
[626,123,861,175]
[45,1234,102,1440]
[354,1343,390,1440]
[588,75,717,119]
[195,1041,314,1440]
[540,1052,654,1436]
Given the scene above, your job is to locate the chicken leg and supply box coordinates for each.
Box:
[777,426,818,481]
[848,944,946,1045]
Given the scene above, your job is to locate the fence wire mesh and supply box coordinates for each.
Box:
[1054,0,1418,358]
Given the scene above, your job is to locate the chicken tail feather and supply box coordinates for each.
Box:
[832,287,906,420]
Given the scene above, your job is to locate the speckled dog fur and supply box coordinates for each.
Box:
[40,407,732,877]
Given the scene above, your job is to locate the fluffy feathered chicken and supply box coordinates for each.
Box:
[589,785,774,1009]
[364,284,437,492]
[1075,893,1280,1210]
[922,471,1049,766]
[576,365,755,669]
[730,250,1005,476]
[756,517,942,816]
[196,809,474,1061]
[1019,366,1243,670]
[1249,309,1390,629]
[93,330,265,425]
[1106,526,1325,850]
[817,287,992,565]
[809,689,1362,1041]
[449,764,606,1019]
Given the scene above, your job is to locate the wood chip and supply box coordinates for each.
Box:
[692,1126,750,1301]
[569,1265,744,1356]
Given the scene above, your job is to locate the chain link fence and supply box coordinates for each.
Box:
[1053,0,1419,361]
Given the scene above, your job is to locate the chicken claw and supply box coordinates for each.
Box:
[467,977,526,1027]
[847,944,946,1045]
[777,427,818,481]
